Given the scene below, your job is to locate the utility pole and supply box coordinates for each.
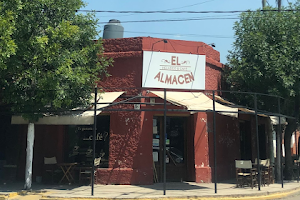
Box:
[262,0,266,8]
[278,0,281,11]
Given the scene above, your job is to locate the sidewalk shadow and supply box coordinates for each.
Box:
[134,182,210,191]
[0,180,81,193]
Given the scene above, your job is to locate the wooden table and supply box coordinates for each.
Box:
[57,163,77,184]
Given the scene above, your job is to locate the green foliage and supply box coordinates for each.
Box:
[226,1,300,115]
[0,2,17,69]
[0,0,111,122]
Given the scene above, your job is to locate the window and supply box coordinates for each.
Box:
[67,115,110,167]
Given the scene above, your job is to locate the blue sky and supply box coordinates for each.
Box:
[83,0,295,64]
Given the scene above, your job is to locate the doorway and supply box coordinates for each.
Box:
[240,121,252,160]
[258,124,266,159]
[153,116,187,182]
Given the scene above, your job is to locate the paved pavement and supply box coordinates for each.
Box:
[1,181,300,200]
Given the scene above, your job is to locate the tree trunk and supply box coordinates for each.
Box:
[283,118,296,180]
[24,123,35,190]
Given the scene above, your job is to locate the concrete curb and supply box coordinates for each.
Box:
[0,190,47,200]
[0,192,18,200]
[39,186,300,200]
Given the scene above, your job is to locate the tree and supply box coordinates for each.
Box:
[226,1,300,180]
[0,0,111,189]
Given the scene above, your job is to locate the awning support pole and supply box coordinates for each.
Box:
[92,87,97,196]
[254,94,261,191]
[278,97,283,188]
[163,88,167,195]
[213,91,217,193]
[294,121,299,183]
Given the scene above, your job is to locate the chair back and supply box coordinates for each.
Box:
[44,157,57,165]
[261,159,270,167]
[254,158,270,167]
[235,160,252,169]
[94,157,101,166]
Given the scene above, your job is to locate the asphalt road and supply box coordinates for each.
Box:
[275,190,300,200]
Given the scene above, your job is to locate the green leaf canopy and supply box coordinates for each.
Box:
[0,0,111,121]
[227,1,300,114]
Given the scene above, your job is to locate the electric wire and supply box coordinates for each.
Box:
[77,9,300,14]
[164,0,217,10]
[92,13,296,24]
[95,0,217,18]
[123,31,232,38]
[96,17,240,24]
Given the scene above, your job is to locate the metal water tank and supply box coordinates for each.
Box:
[102,19,124,39]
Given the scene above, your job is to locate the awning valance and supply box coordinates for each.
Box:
[150,91,238,118]
[11,91,124,125]
[270,116,286,125]
[214,95,287,123]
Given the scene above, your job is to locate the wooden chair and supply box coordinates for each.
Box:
[44,157,59,183]
[255,158,273,186]
[260,159,270,186]
[79,157,101,185]
[292,157,300,180]
[235,160,257,189]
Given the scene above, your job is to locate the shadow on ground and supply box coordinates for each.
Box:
[0,180,80,193]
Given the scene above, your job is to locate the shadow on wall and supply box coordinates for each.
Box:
[207,113,240,181]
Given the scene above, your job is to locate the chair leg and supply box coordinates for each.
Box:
[79,171,82,185]
[51,171,54,183]
[236,176,243,188]
[90,172,93,185]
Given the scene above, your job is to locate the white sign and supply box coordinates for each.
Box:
[142,51,206,89]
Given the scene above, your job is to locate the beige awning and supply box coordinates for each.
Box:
[11,91,124,125]
[214,95,287,123]
[214,95,269,117]
[151,91,238,118]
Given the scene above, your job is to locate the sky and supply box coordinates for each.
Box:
[82,0,296,64]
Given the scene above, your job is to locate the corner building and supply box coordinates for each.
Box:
[94,37,242,184]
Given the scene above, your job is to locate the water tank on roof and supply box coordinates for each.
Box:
[102,19,124,39]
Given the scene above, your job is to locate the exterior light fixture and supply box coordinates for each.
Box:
[209,43,216,48]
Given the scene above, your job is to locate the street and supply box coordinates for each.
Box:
[275,190,300,200]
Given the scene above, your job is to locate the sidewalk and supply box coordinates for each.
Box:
[1,181,300,200]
